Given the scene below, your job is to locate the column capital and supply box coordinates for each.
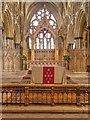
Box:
[6,37,14,40]
[87,26,90,29]
[84,28,87,31]
[74,37,83,40]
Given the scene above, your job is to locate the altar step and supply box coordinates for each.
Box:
[2,113,89,119]
[66,72,90,84]
[1,105,89,114]
[1,70,28,84]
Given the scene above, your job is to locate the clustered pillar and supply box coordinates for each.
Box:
[74,37,83,49]
[87,26,90,48]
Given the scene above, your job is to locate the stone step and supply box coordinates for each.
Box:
[2,70,28,76]
[1,105,89,114]
[2,113,89,119]
[67,72,90,76]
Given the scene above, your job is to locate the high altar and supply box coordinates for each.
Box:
[32,65,66,84]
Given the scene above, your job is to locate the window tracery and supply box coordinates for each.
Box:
[29,8,57,35]
[34,29,54,49]
[29,7,57,50]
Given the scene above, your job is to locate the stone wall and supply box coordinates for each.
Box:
[2,49,20,71]
[68,49,90,72]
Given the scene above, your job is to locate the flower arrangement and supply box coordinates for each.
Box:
[20,54,27,70]
[63,55,71,62]
[63,55,71,70]
[20,54,27,61]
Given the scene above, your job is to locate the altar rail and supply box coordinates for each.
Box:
[0,84,89,106]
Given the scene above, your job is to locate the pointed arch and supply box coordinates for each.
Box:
[25,2,60,33]
[26,4,59,50]
[74,9,87,37]
[33,17,56,39]
[3,9,13,37]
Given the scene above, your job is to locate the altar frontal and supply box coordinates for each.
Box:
[32,66,66,84]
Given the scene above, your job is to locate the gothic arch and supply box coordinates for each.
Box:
[79,13,87,37]
[74,8,87,48]
[25,5,59,50]
[3,9,13,37]
[25,2,60,34]
[74,9,87,37]
[33,18,56,39]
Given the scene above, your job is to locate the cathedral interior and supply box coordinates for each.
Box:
[0,1,90,119]
[1,2,90,72]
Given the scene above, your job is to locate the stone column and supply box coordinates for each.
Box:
[22,35,28,70]
[6,37,9,48]
[32,37,35,61]
[55,36,59,61]
[82,29,87,49]
[63,36,67,55]
[0,2,2,74]
[55,49,58,61]
[74,37,83,49]
[31,50,34,61]
[6,37,14,49]
[86,2,90,71]
[87,26,90,48]
[11,39,15,49]
[86,1,90,48]
[22,36,28,54]
[31,42,34,61]
[86,26,90,68]
[2,35,6,48]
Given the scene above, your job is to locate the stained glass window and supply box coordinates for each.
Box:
[29,8,57,49]
[34,29,54,49]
